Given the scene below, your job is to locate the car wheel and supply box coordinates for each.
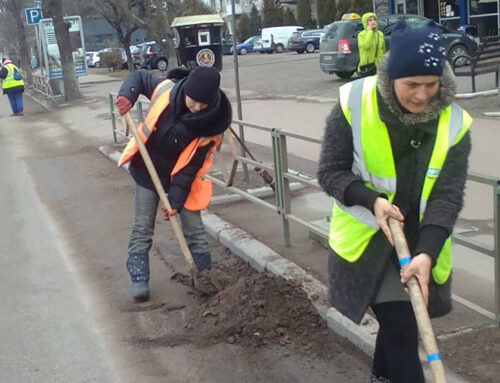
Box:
[259,51,265,54]
[306,43,315,53]
[240,48,247,55]
[449,44,468,67]
[95,61,101,68]
[156,58,168,71]
[275,44,284,53]
[296,50,304,54]
[335,71,355,79]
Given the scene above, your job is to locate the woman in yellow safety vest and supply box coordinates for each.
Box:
[115,66,231,302]
[0,58,25,116]
[318,22,472,383]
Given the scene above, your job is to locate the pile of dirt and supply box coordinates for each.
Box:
[440,324,500,383]
[180,257,360,359]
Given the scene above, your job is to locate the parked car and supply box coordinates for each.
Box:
[288,29,323,53]
[85,51,97,67]
[87,51,101,67]
[222,39,233,55]
[230,35,261,55]
[261,26,304,53]
[130,44,142,69]
[319,14,478,79]
[253,38,264,53]
[140,41,168,71]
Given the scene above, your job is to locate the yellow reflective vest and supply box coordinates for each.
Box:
[329,76,472,284]
[2,63,24,90]
[118,79,222,211]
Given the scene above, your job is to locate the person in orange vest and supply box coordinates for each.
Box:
[115,66,232,302]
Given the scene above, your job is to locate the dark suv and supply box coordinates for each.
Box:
[139,42,168,71]
[288,29,323,53]
[319,14,478,79]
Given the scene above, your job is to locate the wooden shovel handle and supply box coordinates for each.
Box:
[388,217,447,383]
[121,112,197,276]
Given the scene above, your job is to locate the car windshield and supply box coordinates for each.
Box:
[244,37,255,43]
[290,32,301,38]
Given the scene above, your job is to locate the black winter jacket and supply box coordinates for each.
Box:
[118,70,232,210]
[318,57,471,323]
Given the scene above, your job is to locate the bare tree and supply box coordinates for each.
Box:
[0,0,34,85]
[43,0,81,101]
[142,0,178,71]
[89,0,148,71]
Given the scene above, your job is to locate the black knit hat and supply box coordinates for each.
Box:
[387,21,446,80]
[183,66,221,104]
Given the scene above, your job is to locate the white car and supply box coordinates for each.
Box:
[87,51,101,67]
[261,26,304,53]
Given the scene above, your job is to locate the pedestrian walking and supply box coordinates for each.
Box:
[357,12,386,77]
[318,21,472,383]
[0,58,25,116]
[115,66,232,302]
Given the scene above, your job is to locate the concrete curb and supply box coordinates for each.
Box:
[98,144,468,382]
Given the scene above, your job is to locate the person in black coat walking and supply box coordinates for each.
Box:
[318,22,472,383]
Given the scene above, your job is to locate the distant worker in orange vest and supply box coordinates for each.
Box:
[115,66,232,302]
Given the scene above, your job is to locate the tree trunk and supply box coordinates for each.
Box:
[8,0,33,85]
[44,0,81,101]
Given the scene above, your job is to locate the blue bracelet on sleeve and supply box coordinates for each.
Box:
[398,257,411,267]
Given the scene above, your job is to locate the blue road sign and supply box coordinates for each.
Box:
[25,8,43,25]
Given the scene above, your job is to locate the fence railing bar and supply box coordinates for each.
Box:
[451,233,495,257]
[207,175,278,211]
[284,171,320,189]
[451,293,496,321]
[233,155,275,172]
[287,214,329,237]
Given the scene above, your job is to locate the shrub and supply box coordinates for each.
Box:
[100,50,122,70]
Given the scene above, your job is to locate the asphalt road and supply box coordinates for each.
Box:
[220,51,348,100]
[219,51,500,104]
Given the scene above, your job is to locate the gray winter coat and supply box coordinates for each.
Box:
[317,55,472,324]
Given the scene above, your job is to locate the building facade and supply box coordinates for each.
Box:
[376,0,499,37]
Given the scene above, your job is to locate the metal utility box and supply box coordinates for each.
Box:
[171,14,225,71]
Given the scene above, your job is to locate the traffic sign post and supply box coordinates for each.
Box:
[25,8,42,25]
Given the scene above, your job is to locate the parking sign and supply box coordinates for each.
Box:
[25,8,43,25]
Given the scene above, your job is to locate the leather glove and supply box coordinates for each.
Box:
[115,96,132,115]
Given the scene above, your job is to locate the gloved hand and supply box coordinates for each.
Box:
[115,96,133,115]
[161,206,178,221]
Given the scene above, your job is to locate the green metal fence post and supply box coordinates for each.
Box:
[271,128,291,247]
[494,183,500,327]
[109,93,117,143]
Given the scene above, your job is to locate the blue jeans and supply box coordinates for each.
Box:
[127,183,209,282]
[7,92,23,115]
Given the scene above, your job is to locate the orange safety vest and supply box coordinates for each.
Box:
[118,79,223,211]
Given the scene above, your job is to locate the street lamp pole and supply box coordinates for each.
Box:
[230,0,249,181]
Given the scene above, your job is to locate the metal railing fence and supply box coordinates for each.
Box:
[109,93,500,326]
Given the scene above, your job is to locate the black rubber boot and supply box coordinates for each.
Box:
[192,252,212,272]
[126,253,150,302]
[370,372,391,383]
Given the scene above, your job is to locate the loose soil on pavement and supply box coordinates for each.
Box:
[440,325,500,383]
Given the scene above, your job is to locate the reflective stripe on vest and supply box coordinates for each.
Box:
[117,79,224,211]
[2,63,24,89]
[118,79,175,167]
[331,76,472,284]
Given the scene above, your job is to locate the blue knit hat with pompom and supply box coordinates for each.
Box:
[387,21,447,79]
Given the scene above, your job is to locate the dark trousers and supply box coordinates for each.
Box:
[371,301,425,383]
[7,92,23,115]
